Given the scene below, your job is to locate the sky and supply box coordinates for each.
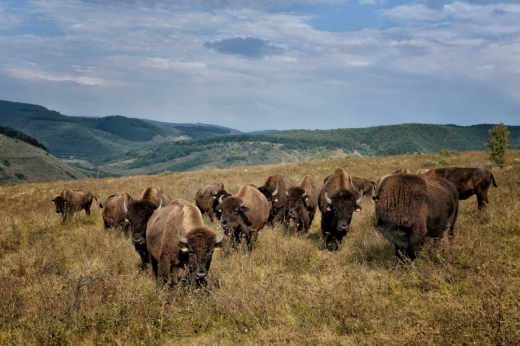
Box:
[0,0,519,132]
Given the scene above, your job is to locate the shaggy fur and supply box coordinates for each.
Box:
[257,173,294,225]
[195,182,231,222]
[286,175,318,233]
[318,168,362,250]
[126,199,160,271]
[140,186,172,207]
[374,173,459,260]
[99,193,135,231]
[418,167,497,210]
[146,199,223,285]
[220,184,270,251]
[51,189,97,223]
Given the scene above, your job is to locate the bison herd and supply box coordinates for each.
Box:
[51,166,497,285]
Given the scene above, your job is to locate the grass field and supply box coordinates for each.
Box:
[0,150,519,345]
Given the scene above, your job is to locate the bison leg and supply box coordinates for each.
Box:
[476,191,488,210]
[207,209,215,223]
[150,256,159,279]
[158,256,173,285]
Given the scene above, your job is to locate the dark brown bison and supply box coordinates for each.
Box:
[195,182,231,222]
[140,186,172,207]
[51,189,97,222]
[417,167,497,210]
[374,172,459,261]
[318,168,363,250]
[257,173,294,225]
[123,199,161,271]
[99,193,135,231]
[286,175,318,233]
[146,199,224,284]
[219,184,270,251]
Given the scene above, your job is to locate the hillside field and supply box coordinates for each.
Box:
[0,150,519,345]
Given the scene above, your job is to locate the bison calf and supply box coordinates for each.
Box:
[374,173,459,261]
[146,199,224,285]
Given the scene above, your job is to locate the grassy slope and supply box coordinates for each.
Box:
[0,134,87,185]
[0,150,519,345]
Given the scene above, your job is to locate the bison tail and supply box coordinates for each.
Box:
[491,173,498,188]
[99,203,103,208]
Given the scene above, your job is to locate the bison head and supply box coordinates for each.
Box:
[178,227,224,280]
[212,189,231,220]
[51,195,67,214]
[286,187,308,220]
[219,196,251,237]
[323,190,361,233]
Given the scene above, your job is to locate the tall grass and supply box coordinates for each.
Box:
[1,151,519,345]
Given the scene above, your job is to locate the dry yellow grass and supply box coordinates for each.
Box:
[0,150,519,345]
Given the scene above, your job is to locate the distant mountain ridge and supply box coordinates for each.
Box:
[1,99,519,179]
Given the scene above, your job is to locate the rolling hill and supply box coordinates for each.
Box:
[1,99,519,179]
[0,133,87,185]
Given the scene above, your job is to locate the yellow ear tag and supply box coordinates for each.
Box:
[214,247,221,251]
[274,198,278,203]
[326,206,331,212]
[305,197,309,201]
[181,247,188,253]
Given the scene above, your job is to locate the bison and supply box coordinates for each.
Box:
[319,168,363,250]
[52,189,97,222]
[257,173,294,225]
[140,186,172,207]
[417,167,497,210]
[146,199,224,285]
[195,182,231,222]
[219,184,270,251]
[374,172,459,261]
[123,199,161,271]
[99,193,135,231]
[285,175,318,233]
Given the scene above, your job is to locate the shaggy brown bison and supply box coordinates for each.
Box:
[52,189,97,222]
[374,172,459,261]
[195,182,231,222]
[319,168,362,250]
[146,199,224,284]
[219,184,270,251]
[417,167,497,210]
[257,173,294,225]
[123,199,161,271]
[286,175,318,233]
[140,186,172,207]
[99,193,135,231]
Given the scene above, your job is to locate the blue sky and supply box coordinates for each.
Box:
[0,0,519,132]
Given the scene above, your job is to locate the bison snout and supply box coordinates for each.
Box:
[195,268,208,279]
[132,235,145,246]
[288,209,297,219]
[337,221,349,232]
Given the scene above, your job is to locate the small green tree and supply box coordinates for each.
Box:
[484,122,510,168]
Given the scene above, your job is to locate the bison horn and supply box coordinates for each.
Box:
[325,192,332,205]
[272,183,279,197]
[123,199,128,213]
[240,197,246,207]
[219,194,225,205]
[157,197,163,210]
[215,228,225,244]
[177,226,188,244]
[301,191,307,198]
